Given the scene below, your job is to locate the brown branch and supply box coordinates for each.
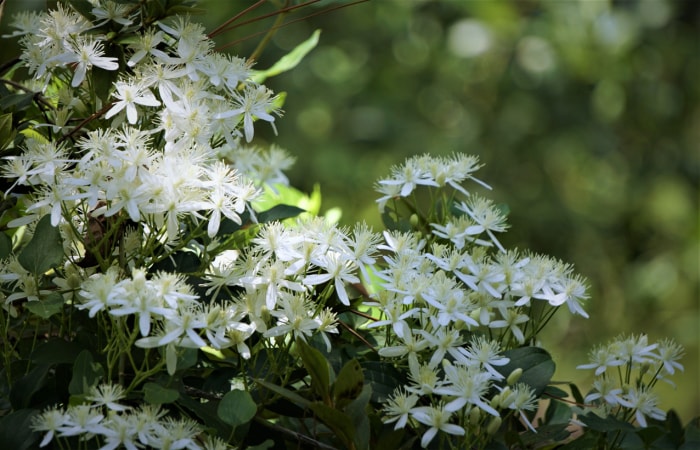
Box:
[57,102,114,144]
[207,0,267,39]
[216,0,369,52]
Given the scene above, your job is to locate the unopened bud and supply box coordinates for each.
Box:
[490,394,501,409]
[409,214,419,227]
[507,368,523,386]
[486,416,502,435]
[469,407,481,426]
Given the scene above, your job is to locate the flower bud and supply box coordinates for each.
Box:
[409,214,419,227]
[490,394,501,409]
[469,407,481,426]
[486,416,502,435]
[507,368,523,385]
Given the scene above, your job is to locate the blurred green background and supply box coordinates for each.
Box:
[2,0,698,422]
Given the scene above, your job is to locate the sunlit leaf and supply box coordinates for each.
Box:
[251,30,321,83]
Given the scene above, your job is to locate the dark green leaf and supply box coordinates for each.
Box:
[254,378,310,409]
[517,422,572,446]
[177,393,230,438]
[144,382,180,405]
[578,411,636,433]
[296,338,331,404]
[0,93,34,110]
[680,417,700,450]
[0,409,39,450]
[544,398,573,425]
[18,214,64,275]
[68,350,103,395]
[344,385,372,450]
[332,358,364,408]
[257,204,306,223]
[496,346,556,396]
[31,339,84,365]
[25,293,64,319]
[217,389,257,427]
[10,364,50,409]
[0,113,15,151]
[362,360,403,403]
[246,440,274,450]
[0,232,12,259]
[308,401,356,449]
[67,0,96,20]
[569,382,585,405]
[543,384,569,399]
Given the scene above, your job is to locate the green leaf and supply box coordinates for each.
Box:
[18,214,64,275]
[569,382,585,405]
[496,346,556,396]
[144,382,180,405]
[254,378,311,409]
[343,385,372,450]
[251,30,321,83]
[308,401,356,450]
[362,360,403,403]
[518,423,572,447]
[67,0,96,20]
[257,204,306,223]
[24,293,64,319]
[10,364,50,409]
[578,411,636,433]
[0,93,34,110]
[544,399,573,425]
[0,113,15,151]
[332,358,364,408]
[68,350,103,395]
[0,409,39,450]
[31,339,84,365]
[246,440,274,450]
[0,232,12,259]
[296,338,331,404]
[217,389,257,427]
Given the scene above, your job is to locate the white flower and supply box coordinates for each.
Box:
[86,384,129,412]
[383,388,419,430]
[435,360,499,417]
[304,251,360,306]
[106,80,161,124]
[53,37,119,87]
[409,403,465,448]
[618,387,666,427]
[214,84,281,142]
[32,408,67,448]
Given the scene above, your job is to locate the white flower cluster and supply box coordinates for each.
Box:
[73,218,381,371]
[370,155,590,446]
[32,383,227,450]
[3,4,286,242]
[577,334,684,428]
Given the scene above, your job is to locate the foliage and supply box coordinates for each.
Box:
[0,1,696,449]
